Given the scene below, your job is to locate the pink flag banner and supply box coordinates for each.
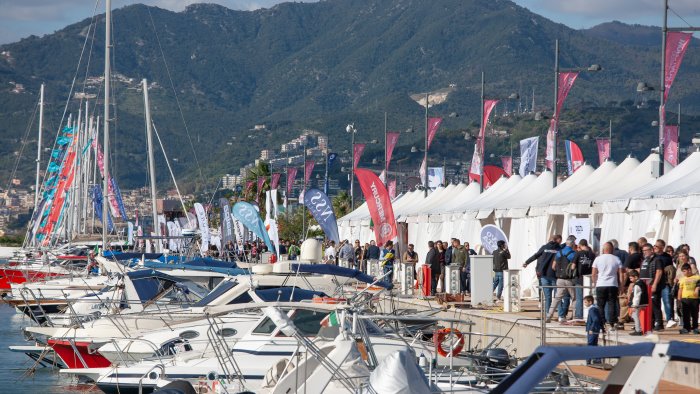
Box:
[257,176,265,193]
[304,160,315,186]
[545,119,556,171]
[426,117,443,149]
[286,168,298,195]
[388,179,397,199]
[270,173,281,190]
[480,100,499,140]
[419,158,427,184]
[664,125,679,167]
[355,168,397,245]
[665,32,692,101]
[353,143,366,169]
[245,180,254,195]
[501,156,513,176]
[385,132,400,169]
[596,138,611,166]
[469,100,499,177]
[556,72,579,118]
[92,141,122,218]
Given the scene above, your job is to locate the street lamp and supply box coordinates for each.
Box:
[478,71,519,191]
[552,39,602,187]
[346,123,357,210]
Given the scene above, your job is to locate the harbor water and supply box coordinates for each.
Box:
[0,302,97,394]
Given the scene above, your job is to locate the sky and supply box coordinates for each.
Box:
[0,0,699,45]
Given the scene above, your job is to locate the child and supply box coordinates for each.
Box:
[585,295,603,364]
[628,270,648,336]
[677,263,700,334]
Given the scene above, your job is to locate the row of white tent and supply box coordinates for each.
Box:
[338,151,700,296]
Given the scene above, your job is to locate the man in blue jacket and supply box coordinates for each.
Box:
[523,235,562,314]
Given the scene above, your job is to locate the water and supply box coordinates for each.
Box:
[0,303,99,394]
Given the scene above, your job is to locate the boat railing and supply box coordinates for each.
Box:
[18,287,55,327]
[97,337,167,366]
[204,313,246,391]
[137,363,165,394]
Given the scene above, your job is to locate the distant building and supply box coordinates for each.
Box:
[260,149,273,160]
[317,135,328,151]
[221,174,242,189]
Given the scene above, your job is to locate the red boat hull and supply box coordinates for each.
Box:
[48,339,112,369]
[0,268,66,290]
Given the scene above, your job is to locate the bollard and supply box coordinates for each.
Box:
[400,262,415,296]
[503,270,521,312]
[444,265,461,295]
[421,265,432,297]
[640,281,653,334]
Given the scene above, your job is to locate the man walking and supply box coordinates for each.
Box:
[572,239,596,320]
[451,238,468,294]
[546,238,577,322]
[523,235,562,314]
[592,242,625,329]
[425,241,439,295]
[492,240,510,300]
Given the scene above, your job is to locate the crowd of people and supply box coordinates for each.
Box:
[525,234,700,336]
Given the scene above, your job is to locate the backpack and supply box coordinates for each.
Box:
[554,249,576,279]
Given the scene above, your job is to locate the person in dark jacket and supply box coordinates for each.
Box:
[572,239,596,319]
[426,241,440,295]
[366,240,381,260]
[492,240,511,300]
[523,235,562,314]
[585,295,604,364]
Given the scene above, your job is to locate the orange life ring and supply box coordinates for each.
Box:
[434,328,465,357]
[312,296,347,304]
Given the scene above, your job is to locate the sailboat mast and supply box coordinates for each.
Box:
[34,83,44,209]
[102,0,111,253]
[142,79,161,251]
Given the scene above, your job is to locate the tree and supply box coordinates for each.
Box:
[332,191,352,218]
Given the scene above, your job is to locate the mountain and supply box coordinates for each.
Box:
[0,0,698,191]
[583,21,661,47]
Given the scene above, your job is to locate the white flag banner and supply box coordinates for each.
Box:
[127,222,134,246]
[270,189,279,219]
[419,158,427,185]
[378,170,386,183]
[167,221,177,251]
[232,216,246,249]
[194,203,210,255]
[519,136,539,177]
[427,167,444,190]
[172,220,182,252]
[469,143,482,176]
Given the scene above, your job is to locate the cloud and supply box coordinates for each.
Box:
[516,0,700,26]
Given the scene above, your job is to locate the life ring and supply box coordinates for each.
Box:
[312,296,347,304]
[434,328,465,357]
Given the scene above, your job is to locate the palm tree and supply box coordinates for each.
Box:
[244,161,271,202]
[332,191,352,218]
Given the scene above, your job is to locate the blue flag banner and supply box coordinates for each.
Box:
[232,201,274,252]
[480,224,508,254]
[303,188,340,244]
[327,152,338,167]
[111,178,128,219]
[91,185,113,232]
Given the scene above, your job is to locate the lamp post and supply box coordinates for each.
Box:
[346,124,357,210]
[479,71,519,191]
[552,39,601,187]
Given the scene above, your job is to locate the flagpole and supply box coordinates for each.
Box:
[302,145,307,238]
[424,92,428,197]
[609,119,612,161]
[553,39,559,188]
[384,111,388,188]
[480,71,485,192]
[678,103,681,160]
[324,136,329,195]
[658,0,668,177]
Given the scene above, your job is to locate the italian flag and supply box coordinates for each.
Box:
[320,311,340,327]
